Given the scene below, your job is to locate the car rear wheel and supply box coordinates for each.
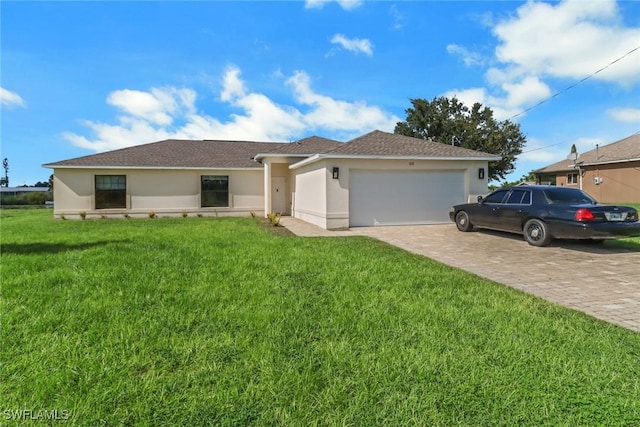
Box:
[523,218,551,247]
[455,211,473,232]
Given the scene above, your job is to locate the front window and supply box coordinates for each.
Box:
[95,175,126,209]
[201,175,229,207]
[567,173,578,185]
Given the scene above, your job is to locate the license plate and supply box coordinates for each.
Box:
[605,212,623,221]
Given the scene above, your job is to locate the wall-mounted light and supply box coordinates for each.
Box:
[332,167,339,180]
[478,168,485,180]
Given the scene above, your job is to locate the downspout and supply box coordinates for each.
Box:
[578,165,583,190]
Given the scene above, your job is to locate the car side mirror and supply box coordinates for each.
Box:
[477,195,484,203]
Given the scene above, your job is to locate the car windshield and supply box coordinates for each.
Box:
[542,188,597,205]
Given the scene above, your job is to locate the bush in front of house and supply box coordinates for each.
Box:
[0,192,53,206]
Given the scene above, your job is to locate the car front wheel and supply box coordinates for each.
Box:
[523,218,551,247]
[455,211,473,232]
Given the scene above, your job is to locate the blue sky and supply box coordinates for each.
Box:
[2,0,639,186]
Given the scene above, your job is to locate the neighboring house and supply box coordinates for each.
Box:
[0,186,51,197]
[533,133,640,203]
[43,130,499,229]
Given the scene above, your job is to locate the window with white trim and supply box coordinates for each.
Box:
[567,173,578,185]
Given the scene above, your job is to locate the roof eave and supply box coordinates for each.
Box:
[43,164,261,171]
[582,157,640,166]
[253,153,315,161]
[289,154,501,170]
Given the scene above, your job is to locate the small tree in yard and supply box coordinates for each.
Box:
[395,97,527,181]
[2,158,8,187]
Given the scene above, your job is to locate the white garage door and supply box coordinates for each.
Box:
[349,170,466,227]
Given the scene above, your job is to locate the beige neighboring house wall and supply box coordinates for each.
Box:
[52,168,264,219]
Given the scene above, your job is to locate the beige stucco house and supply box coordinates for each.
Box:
[534,133,640,203]
[44,130,499,229]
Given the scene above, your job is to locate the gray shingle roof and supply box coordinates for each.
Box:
[262,136,344,155]
[44,139,284,169]
[535,133,640,173]
[328,130,500,158]
[44,130,500,169]
[44,136,345,169]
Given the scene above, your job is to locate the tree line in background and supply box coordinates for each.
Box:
[0,158,53,206]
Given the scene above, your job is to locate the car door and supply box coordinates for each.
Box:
[498,189,532,232]
[472,189,510,228]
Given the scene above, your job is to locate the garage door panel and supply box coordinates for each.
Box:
[349,170,465,227]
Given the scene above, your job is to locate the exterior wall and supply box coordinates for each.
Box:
[52,168,264,219]
[53,170,94,212]
[292,163,327,228]
[581,161,640,203]
[554,173,572,188]
[292,158,490,230]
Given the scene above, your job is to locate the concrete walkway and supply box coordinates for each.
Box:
[280,217,640,332]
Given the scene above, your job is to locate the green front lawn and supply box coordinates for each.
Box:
[2,209,639,425]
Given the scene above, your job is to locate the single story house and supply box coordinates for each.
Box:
[43,130,499,229]
[533,133,640,203]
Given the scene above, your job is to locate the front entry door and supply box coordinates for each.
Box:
[271,177,287,214]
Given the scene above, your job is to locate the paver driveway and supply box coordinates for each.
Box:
[281,218,640,332]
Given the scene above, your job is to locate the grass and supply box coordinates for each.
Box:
[2,209,640,426]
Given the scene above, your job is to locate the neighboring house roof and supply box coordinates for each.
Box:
[535,133,640,174]
[44,130,500,170]
[0,186,50,193]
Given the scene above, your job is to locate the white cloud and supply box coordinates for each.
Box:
[305,0,362,10]
[607,107,640,124]
[0,87,26,108]
[443,78,551,122]
[493,0,640,85]
[220,66,246,102]
[62,118,172,152]
[446,44,484,67]
[106,87,195,126]
[287,70,400,132]
[445,0,639,121]
[330,34,373,56]
[389,4,404,30]
[500,75,551,110]
[63,66,399,151]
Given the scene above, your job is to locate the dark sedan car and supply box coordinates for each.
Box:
[449,186,640,246]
